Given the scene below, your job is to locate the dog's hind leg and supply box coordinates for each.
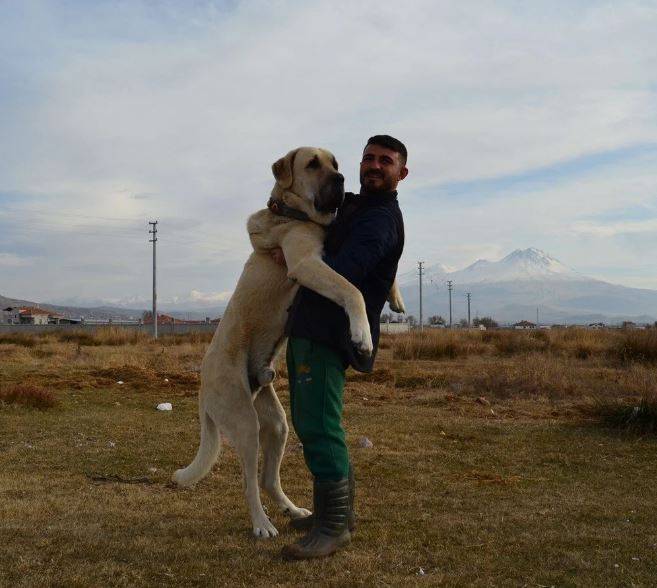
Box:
[221,391,279,538]
[254,384,312,520]
[172,393,221,487]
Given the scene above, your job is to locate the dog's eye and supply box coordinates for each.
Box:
[306,156,320,169]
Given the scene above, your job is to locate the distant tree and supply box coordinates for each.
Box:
[407,315,417,327]
[458,318,469,328]
[428,315,446,326]
[473,316,498,328]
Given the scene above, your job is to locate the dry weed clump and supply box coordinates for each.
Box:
[609,329,657,364]
[0,333,40,347]
[395,373,448,389]
[464,355,580,399]
[58,327,151,346]
[548,328,613,359]
[0,328,214,350]
[491,330,549,355]
[158,331,214,346]
[586,393,657,435]
[347,368,395,384]
[392,330,485,360]
[0,384,57,409]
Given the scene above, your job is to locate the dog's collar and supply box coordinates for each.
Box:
[267,197,311,222]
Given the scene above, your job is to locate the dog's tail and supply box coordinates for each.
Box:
[171,407,221,487]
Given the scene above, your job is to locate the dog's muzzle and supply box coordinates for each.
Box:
[316,174,345,213]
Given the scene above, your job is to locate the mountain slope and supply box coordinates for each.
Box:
[397,248,657,324]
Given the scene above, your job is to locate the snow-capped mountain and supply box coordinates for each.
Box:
[449,248,585,284]
[397,248,657,325]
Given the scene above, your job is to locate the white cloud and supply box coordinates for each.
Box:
[1,1,656,299]
[0,253,33,267]
[570,219,657,237]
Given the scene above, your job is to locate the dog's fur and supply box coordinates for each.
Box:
[172,147,405,538]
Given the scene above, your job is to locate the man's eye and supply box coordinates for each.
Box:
[306,157,320,169]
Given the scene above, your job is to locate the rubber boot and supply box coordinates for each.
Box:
[281,478,351,560]
[290,463,356,532]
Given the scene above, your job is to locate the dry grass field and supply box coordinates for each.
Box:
[1,327,657,587]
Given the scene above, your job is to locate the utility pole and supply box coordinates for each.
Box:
[418,261,425,331]
[536,306,539,326]
[149,221,158,339]
[447,280,453,328]
[466,292,471,327]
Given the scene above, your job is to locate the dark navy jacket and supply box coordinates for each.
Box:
[286,190,404,372]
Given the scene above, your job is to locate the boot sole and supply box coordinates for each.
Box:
[281,533,351,561]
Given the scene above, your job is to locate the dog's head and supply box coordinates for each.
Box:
[271,147,344,223]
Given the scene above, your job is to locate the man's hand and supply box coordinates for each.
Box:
[270,247,287,267]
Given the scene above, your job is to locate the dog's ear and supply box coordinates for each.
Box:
[272,149,298,189]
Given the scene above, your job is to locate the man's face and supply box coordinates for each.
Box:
[359,143,408,193]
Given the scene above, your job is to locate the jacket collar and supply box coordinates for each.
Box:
[350,189,398,207]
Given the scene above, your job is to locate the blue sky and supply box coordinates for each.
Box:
[1,0,656,306]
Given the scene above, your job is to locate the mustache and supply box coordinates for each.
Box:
[365,171,383,179]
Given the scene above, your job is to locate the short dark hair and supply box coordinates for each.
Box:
[365,135,407,164]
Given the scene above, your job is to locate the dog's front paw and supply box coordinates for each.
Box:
[350,320,373,356]
[286,506,312,519]
[388,295,406,314]
[252,515,279,539]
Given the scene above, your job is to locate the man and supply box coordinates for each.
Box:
[279,135,407,560]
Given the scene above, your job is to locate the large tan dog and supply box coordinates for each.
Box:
[172,147,405,538]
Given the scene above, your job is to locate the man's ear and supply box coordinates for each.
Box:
[272,149,298,189]
[399,166,409,181]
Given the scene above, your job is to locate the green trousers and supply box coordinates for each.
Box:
[286,337,349,481]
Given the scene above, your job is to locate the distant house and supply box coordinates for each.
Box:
[18,306,51,325]
[588,322,606,329]
[513,320,537,330]
[3,306,52,325]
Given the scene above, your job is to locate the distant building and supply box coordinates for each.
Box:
[588,322,606,329]
[513,320,537,330]
[2,306,51,325]
[22,307,52,325]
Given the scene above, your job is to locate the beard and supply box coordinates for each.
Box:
[359,171,395,193]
